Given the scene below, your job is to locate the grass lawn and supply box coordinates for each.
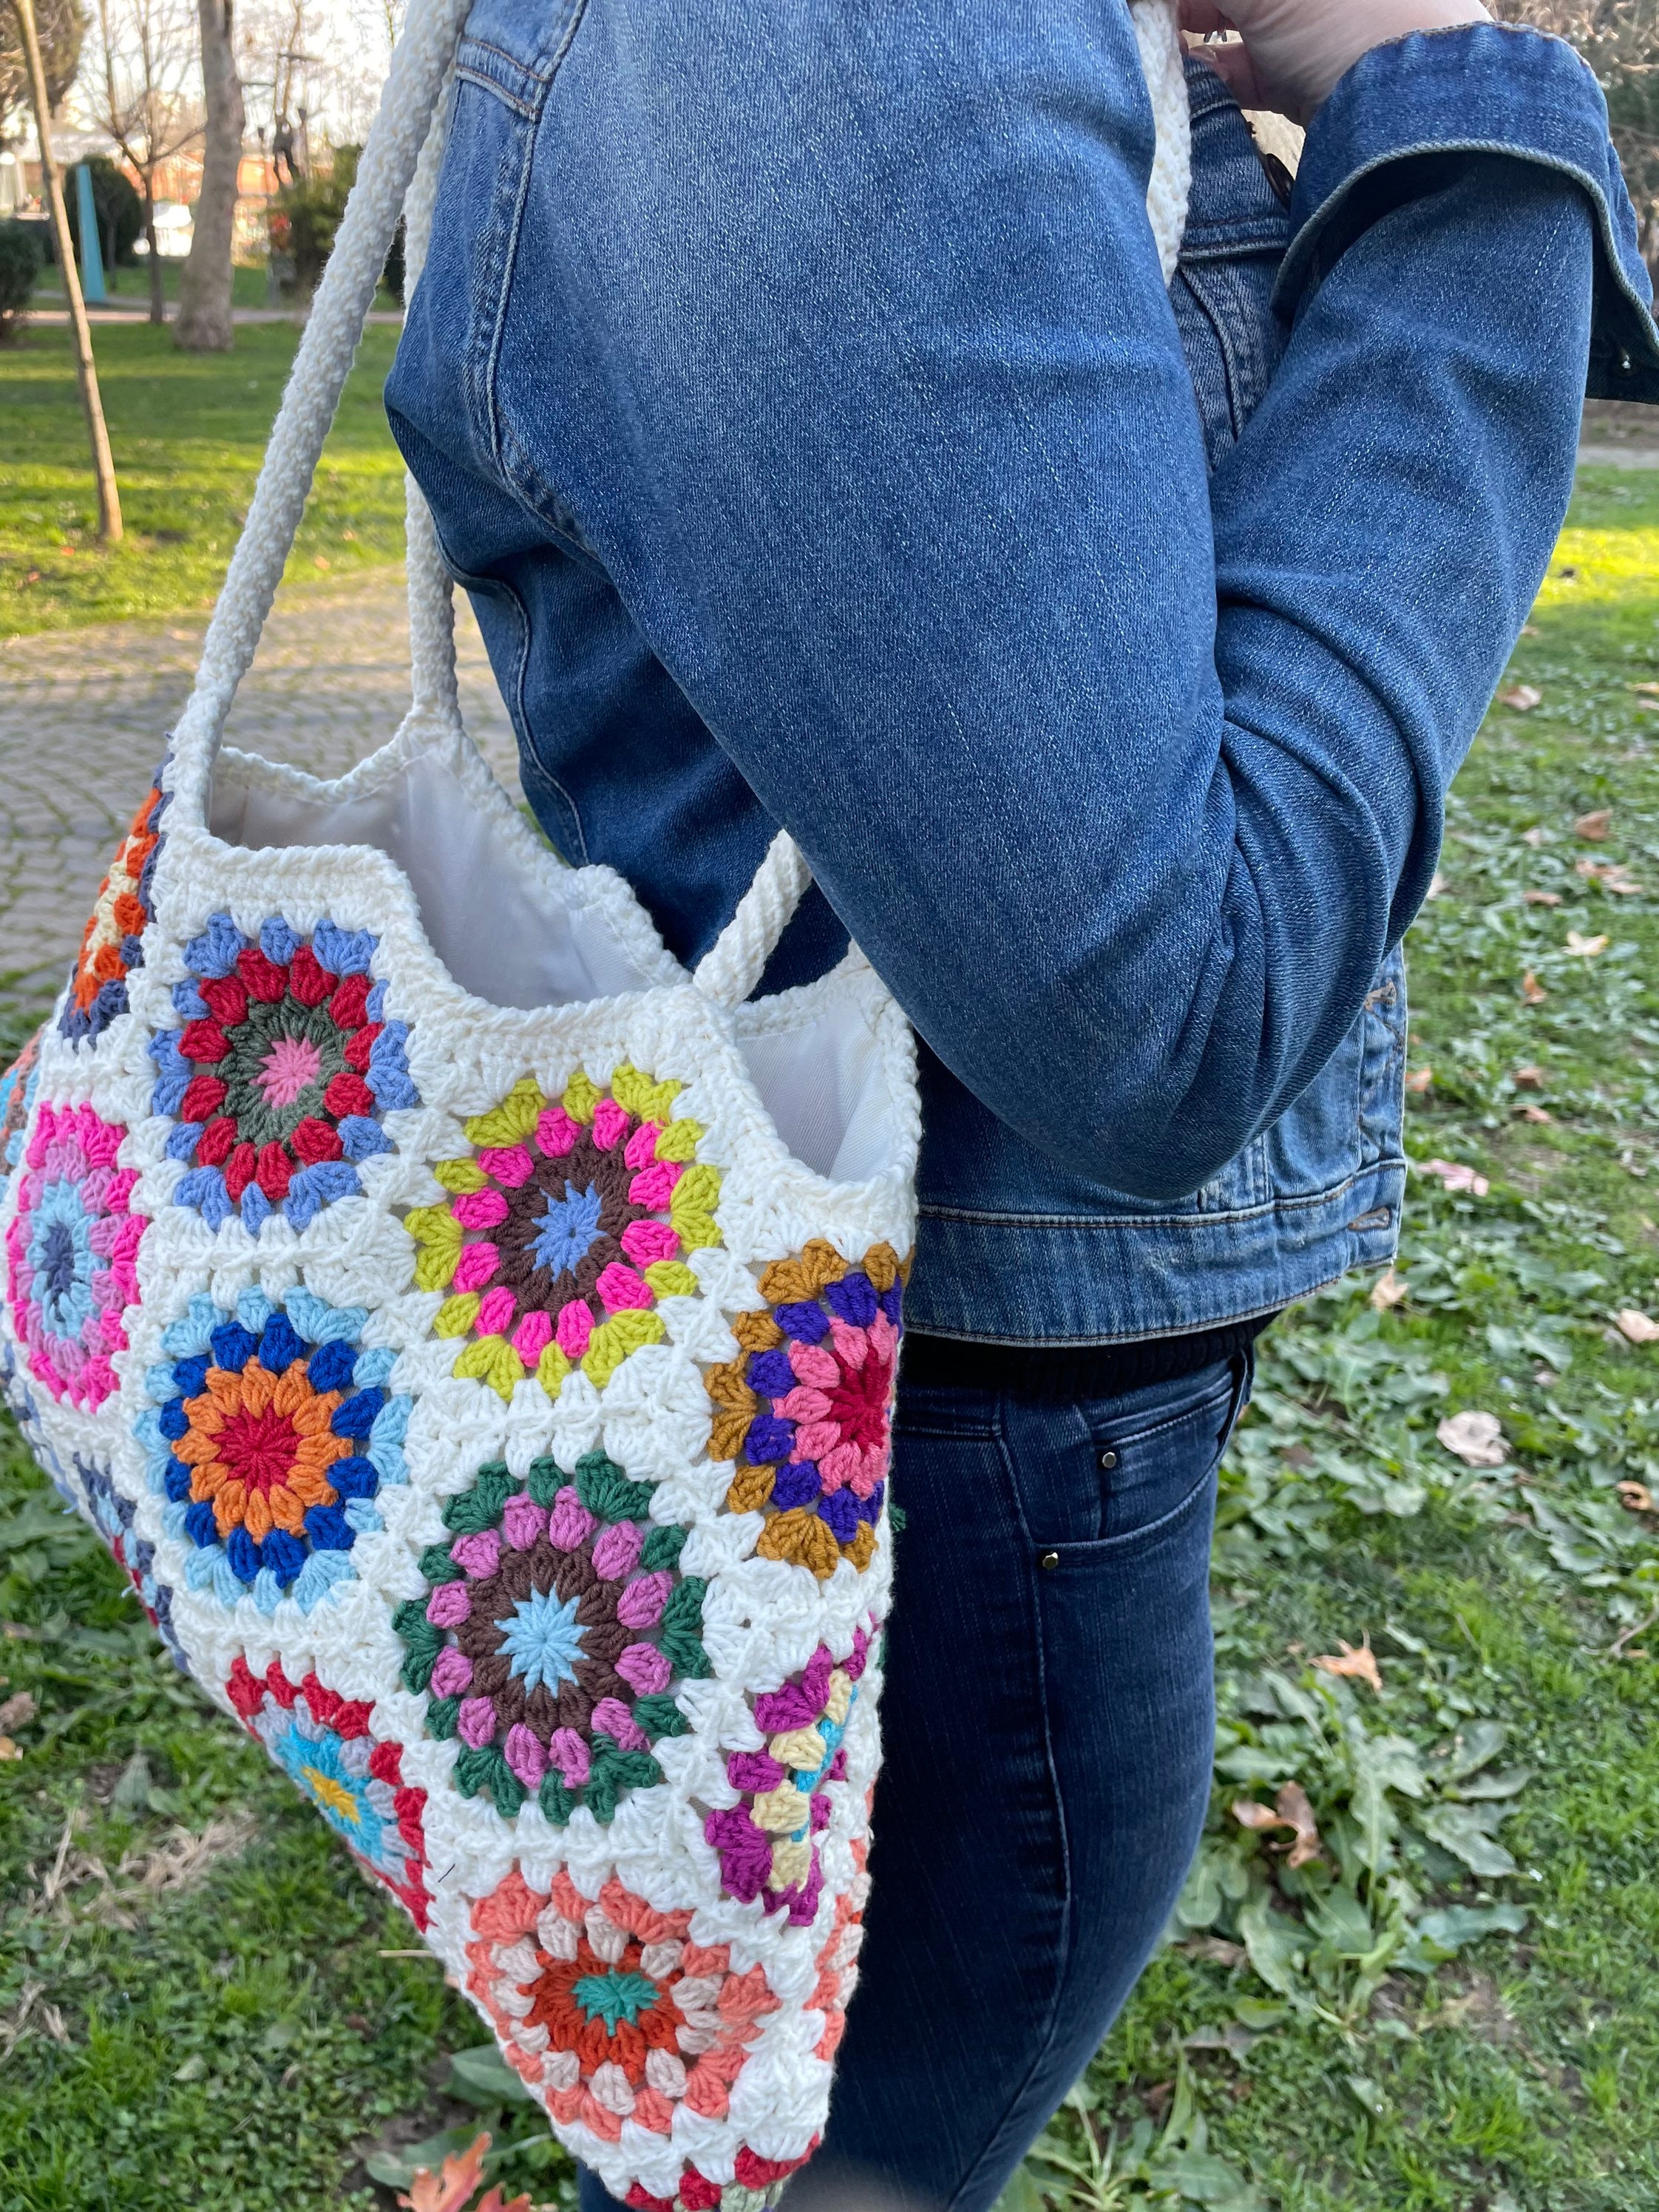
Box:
[2,469,1659,2211]
[0,319,407,637]
[28,263,279,313]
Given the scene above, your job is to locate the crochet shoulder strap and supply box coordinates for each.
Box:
[162,0,1190,997]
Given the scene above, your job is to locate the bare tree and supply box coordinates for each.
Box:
[174,0,242,348]
[1,0,81,143]
[91,0,200,323]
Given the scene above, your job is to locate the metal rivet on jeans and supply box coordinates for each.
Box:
[1099,1450,1118,1471]
[1038,1550,1060,1571]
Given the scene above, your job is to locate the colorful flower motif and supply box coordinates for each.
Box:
[135,1285,411,1614]
[707,1241,906,1579]
[404,1065,721,1404]
[60,763,169,1046]
[0,1027,42,1211]
[622,2146,818,2212]
[74,1453,191,1673]
[806,1836,870,2065]
[227,1656,431,1927]
[149,912,417,1233]
[467,1870,782,2144]
[4,1102,144,1411]
[393,1451,708,1822]
[703,1630,870,1925]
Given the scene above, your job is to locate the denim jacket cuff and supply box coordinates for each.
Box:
[1274,21,1659,403]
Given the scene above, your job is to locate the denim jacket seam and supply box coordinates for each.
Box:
[906,1286,1326,1353]
[1275,137,1659,368]
[917,1154,1406,1232]
[472,0,594,493]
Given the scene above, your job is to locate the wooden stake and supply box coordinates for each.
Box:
[12,0,123,543]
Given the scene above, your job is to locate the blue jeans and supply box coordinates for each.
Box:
[578,1348,1251,2212]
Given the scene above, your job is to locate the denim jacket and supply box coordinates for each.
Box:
[386,10,1659,1346]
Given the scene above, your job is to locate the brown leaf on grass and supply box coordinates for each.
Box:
[1426,872,1451,900]
[1516,1105,1553,1124]
[1499,685,1542,711]
[0,1691,36,1734]
[1522,889,1561,906]
[1575,808,1613,841]
[1181,1936,1246,1967]
[1522,826,1545,847]
[1314,1637,1384,1694]
[1566,931,1611,957]
[1437,1411,1508,1467]
[1404,1067,1434,1094]
[1615,1309,1659,1344]
[0,1739,21,1762]
[1514,1065,1546,1089]
[1578,857,1643,895]
[1521,971,1548,1005]
[1418,1158,1490,1197]
[1618,1481,1658,1514]
[1232,1781,1324,1868]
[1369,1267,1408,1311]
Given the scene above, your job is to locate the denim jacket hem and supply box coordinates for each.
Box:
[905,1157,1406,1345]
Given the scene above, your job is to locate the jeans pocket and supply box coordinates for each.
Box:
[1089,1359,1246,1545]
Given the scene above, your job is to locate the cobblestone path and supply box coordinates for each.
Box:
[0,571,520,1030]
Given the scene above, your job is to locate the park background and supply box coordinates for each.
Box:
[8,5,1659,2211]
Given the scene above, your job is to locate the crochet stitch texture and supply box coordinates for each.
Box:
[0,7,1183,2203]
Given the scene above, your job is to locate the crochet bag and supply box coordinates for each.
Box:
[0,6,1188,2203]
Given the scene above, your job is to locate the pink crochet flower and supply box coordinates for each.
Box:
[4,1102,144,1411]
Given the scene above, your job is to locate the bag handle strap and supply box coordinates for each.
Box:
[693,830,813,1008]
[401,72,461,722]
[165,0,472,829]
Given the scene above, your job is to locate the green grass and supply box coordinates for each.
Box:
[0,320,407,635]
[4,472,1659,2208]
[29,263,279,312]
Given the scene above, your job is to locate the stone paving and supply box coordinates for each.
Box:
[0,570,520,1028]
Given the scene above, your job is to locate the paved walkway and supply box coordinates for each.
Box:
[0,571,520,1025]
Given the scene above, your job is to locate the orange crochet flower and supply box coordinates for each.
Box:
[467,1870,779,2142]
[172,1357,349,1542]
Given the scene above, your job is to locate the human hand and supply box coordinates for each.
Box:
[1178,0,1492,123]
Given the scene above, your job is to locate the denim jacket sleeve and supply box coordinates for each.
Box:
[386,6,1658,1204]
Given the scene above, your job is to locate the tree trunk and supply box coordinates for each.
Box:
[174,0,243,351]
[143,186,164,324]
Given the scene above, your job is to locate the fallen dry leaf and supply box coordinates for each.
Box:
[1618,1481,1658,1514]
[0,1690,35,1734]
[399,2134,518,2212]
[1517,1105,1553,1124]
[1437,1410,1508,1467]
[1405,1067,1434,1093]
[0,1738,21,1763]
[1314,1636,1384,1694]
[1565,932,1610,957]
[1635,681,1659,696]
[1575,808,1613,841]
[1181,1935,1246,1967]
[1418,1158,1490,1197]
[1370,1266,1408,1311]
[1499,685,1542,711]
[1522,826,1545,847]
[1232,1780,1324,1868]
[1578,857,1643,895]
[1521,971,1548,1005]
[1426,872,1451,900]
[1616,1309,1659,1344]
[1514,1065,1545,1089]
[1522,889,1561,906]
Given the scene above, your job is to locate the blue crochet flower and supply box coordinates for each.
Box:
[135,1284,410,1615]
